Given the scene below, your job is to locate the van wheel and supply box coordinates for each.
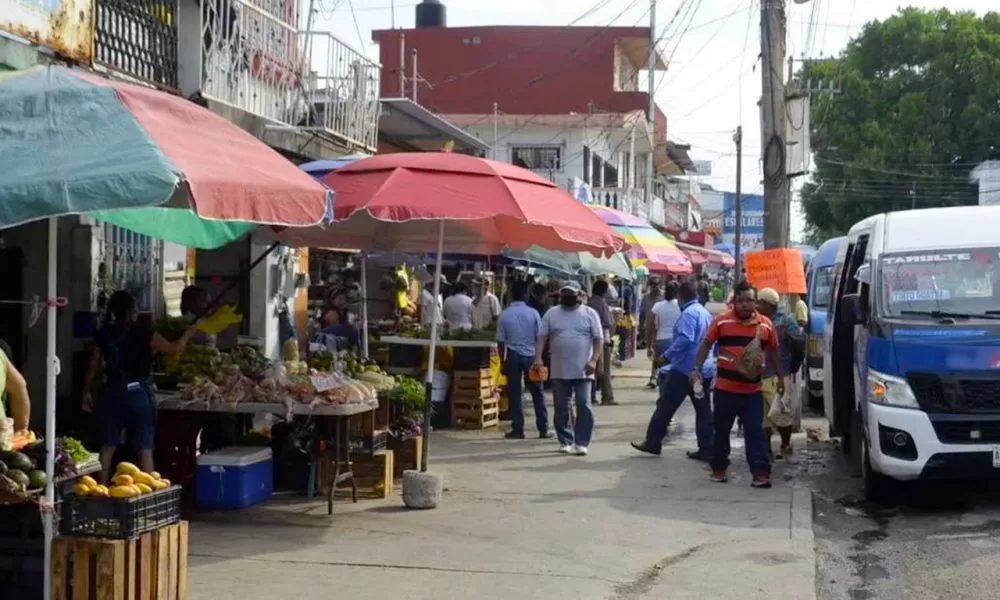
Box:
[854,411,894,505]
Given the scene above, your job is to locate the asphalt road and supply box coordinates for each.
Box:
[793,424,1000,600]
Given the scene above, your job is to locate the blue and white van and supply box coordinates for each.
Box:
[824,206,1000,501]
[803,236,845,409]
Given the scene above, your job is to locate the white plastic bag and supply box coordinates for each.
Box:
[768,392,788,422]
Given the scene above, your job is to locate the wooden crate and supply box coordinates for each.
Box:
[451,397,500,430]
[52,521,189,600]
[386,435,423,478]
[320,450,395,500]
[451,368,496,400]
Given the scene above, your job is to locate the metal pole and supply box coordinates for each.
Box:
[411,49,418,103]
[628,122,637,189]
[644,0,657,214]
[421,221,445,472]
[760,0,788,249]
[360,253,369,359]
[734,126,744,280]
[492,102,499,160]
[399,33,406,97]
[43,216,58,600]
[391,0,395,29]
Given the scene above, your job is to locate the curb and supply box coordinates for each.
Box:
[791,487,814,542]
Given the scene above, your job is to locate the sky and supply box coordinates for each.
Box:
[313,0,995,242]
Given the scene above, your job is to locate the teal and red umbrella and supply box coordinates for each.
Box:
[588,205,693,274]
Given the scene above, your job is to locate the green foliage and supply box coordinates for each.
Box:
[801,8,1000,243]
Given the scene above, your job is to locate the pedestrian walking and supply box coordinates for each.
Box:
[693,281,784,488]
[696,274,711,305]
[497,282,550,440]
[534,281,603,456]
[648,281,681,387]
[755,288,806,459]
[588,279,617,406]
[638,279,662,365]
[631,280,715,460]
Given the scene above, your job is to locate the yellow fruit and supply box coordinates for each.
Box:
[92,485,110,498]
[111,474,133,486]
[72,483,90,496]
[109,485,138,498]
[132,473,154,486]
[116,462,140,476]
[150,480,168,491]
[159,478,171,487]
[79,476,98,488]
[135,483,153,494]
[149,471,161,480]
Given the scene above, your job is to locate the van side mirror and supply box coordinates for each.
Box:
[841,293,867,326]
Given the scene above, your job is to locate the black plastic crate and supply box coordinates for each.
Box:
[452,347,493,370]
[349,430,388,455]
[60,486,181,539]
[388,343,424,368]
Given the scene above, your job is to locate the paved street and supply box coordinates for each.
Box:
[185,356,815,600]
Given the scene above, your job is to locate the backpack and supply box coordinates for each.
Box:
[733,325,764,380]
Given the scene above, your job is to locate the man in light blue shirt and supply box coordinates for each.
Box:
[632,279,715,459]
[497,281,548,439]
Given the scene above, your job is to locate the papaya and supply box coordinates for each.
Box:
[72,483,90,496]
[150,480,168,491]
[79,475,98,488]
[111,474,133,486]
[109,485,138,498]
[116,462,140,476]
[92,485,110,498]
[132,472,154,486]
[149,471,161,480]
[135,483,153,494]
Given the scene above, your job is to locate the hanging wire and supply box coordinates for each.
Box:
[0,297,69,328]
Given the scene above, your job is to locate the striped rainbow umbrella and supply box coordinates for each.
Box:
[589,206,692,275]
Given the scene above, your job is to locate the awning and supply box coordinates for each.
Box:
[675,241,735,267]
[379,98,490,154]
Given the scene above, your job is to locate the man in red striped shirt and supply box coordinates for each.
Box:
[693,281,784,488]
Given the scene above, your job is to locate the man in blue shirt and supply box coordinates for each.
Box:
[631,279,715,459]
[497,281,549,439]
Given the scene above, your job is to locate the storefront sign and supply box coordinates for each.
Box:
[745,248,807,294]
[722,193,764,252]
[0,0,94,62]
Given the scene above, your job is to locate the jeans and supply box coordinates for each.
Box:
[99,379,157,450]
[644,370,713,455]
[711,388,770,475]
[505,352,548,435]
[591,344,615,404]
[552,379,594,447]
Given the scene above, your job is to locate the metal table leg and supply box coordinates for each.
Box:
[326,416,358,516]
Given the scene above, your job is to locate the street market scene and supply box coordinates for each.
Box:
[2,0,1000,599]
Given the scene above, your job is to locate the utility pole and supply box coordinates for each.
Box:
[411,49,418,103]
[734,125,744,279]
[492,102,499,160]
[399,33,406,97]
[644,0,656,215]
[760,0,788,249]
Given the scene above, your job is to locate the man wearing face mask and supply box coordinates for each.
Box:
[534,281,604,456]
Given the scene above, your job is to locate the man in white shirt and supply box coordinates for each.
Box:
[442,281,474,330]
[420,275,447,328]
[472,279,501,330]
[650,281,682,380]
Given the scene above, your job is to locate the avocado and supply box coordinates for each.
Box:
[27,470,47,491]
[5,452,33,473]
[7,469,29,490]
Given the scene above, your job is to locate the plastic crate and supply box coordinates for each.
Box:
[452,347,493,369]
[59,486,181,540]
[388,344,424,368]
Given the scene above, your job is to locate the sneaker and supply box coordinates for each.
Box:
[686,451,708,462]
[573,445,589,456]
[504,431,526,440]
[630,441,661,456]
[601,399,620,406]
[710,469,729,483]
[559,444,574,454]
[751,475,773,489]
[538,431,553,439]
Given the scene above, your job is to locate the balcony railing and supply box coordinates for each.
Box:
[591,187,647,220]
[199,0,308,127]
[94,0,179,90]
[300,31,381,153]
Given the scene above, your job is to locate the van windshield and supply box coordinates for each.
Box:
[880,249,1000,317]
[811,266,834,309]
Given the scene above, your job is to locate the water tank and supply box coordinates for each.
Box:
[415,0,446,28]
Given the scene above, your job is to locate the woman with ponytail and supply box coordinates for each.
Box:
[82,291,200,483]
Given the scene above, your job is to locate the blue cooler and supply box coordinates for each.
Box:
[196,447,273,509]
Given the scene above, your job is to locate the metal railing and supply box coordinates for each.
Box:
[93,0,179,90]
[300,31,381,152]
[199,0,308,127]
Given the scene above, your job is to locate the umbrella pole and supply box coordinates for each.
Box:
[43,217,58,600]
[360,253,369,359]
[421,221,445,472]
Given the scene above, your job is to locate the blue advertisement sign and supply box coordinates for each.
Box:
[722,192,764,252]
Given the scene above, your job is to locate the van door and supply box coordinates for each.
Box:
[824,240,853,433]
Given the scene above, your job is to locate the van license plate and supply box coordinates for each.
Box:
[993,448,1000,468]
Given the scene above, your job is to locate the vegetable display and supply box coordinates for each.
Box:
[72,462,170,499]
[391,376,426,418]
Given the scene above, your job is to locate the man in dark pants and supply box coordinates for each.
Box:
[693,281,784,488]
[588,280,617,406]
[497,281,549,439]
[631,280,715,459]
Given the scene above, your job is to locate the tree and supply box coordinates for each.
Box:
[799,8,1000,243]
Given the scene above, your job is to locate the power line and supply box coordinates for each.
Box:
[346,0,366,51]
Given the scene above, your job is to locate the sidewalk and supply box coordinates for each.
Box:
[186,356,815,600]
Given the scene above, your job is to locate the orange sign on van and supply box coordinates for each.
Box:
[745,248,807,294]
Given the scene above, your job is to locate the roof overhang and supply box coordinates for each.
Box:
[379,98,490,153]
[617,37,669,71]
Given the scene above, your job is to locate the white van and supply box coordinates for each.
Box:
[824,205,1000,501]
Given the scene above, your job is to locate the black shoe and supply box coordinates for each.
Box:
[630,441,661,456]
[686,451,709,462]
[538,431,553,439]
[601,399,620,406]
[504,431,526,440]
[645,382,657,389]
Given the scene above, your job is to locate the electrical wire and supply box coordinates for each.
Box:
[346,0,366,51]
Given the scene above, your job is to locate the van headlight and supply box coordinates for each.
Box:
[867,370,918,408]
